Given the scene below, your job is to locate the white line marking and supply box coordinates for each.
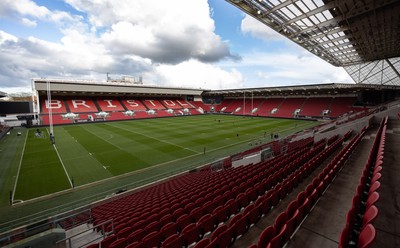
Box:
[106,123,201,154]
[46,128,73,188]
[11,130,28,204]
[53,144,73,188]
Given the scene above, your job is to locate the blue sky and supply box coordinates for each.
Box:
[0,0,352,93]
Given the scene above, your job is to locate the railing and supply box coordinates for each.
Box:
[55,219,114,248]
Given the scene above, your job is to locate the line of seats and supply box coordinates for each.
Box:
[215,97,364,119]
[86,135,348,248]
[41,98,195,114]
[338,117,387,248]
[86,138,321,247]
[251,128,367,248]
[186,139,341,248]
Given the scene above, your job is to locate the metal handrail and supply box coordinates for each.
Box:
[56,219,114,248]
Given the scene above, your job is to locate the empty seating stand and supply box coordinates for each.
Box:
[338,117,387,248]
[96,99,125,112]
[87,134,361,248]
[143,99,166,110]
[300,97,331,117]
[274,98,305,118]
[39,97,204,125]
[41,99,68,114]
[250,128,367,248]
[122,99,148,111]
[67,99,99,113]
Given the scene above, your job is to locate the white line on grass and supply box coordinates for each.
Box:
[105,123,202,154]
[53,144,74,188]
[46,128,74,188]
[11,130,28,204]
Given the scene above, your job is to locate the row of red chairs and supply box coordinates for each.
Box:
[165,138,341,248]
[251,127,367,248]
[189,138,347,248]
[92,140,314,226]
[87,139,324,247]
[339,117,387,248]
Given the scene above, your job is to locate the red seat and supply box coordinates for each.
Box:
[236,193,250,210]
[210,224,228,242]
[274,212,287,234]
[128,229,145,244]
[269,224,287,248]
[270,188,280,207]
[160,214,174,226]
[143,231,163,248]
[161,234,184,248]
[191,207,206,223]
[117,226,132,239]
[109,238,127,248]
[361,205,378,230]
[231,214,249,238]
[228,213,243,228]
[365,192,379,210]
[100,234,117,248]
[126,242,145,248]
[338,226,349,248]
[181,223,202,246]
[357,224,376,248]
[259,195,272,216]
[247,205,261,227]
[213,205,230,224]
[177,214,193,232]
[193,238,210,248]
[258,226,274,248]
[285,201,298,219]
[212,226,235,248]
[185,202,196,213]
[145,221,161,233]
[225,199,240,216]
[286,210,299,240]
[198,214,216,236]
[368,181,381,195]
[161,222,179,238]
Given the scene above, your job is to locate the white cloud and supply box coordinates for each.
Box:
[153,60,244,90]
[0,0,354,94]
[21,18,37,27]
[221,50,353,87]
[0,0,80,26]
[0,0,240,93]
[66,0,237,64]
[241,14,283,41]
[0,31,18,44]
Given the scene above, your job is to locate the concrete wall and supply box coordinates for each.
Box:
[12,229,65,248]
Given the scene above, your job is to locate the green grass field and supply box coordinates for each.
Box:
[2,115,318,204]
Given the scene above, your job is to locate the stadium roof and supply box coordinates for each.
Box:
[0,91,6,98]
[226,0,400,85]
[205,83,400,96]
[33,79,205,96]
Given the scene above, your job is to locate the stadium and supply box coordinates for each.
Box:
[0,0,400,248]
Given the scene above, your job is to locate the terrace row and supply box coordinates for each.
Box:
[82,131,358,248]
[210,97,367,118]
[39,96,366,125]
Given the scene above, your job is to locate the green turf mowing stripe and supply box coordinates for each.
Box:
[11,129,28,203]
[14,129,71,200]
[9,115,318,201]
[53,127,112,186]
[62,125,150,175]
[106,123,201,154]
[0,128,28,207]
